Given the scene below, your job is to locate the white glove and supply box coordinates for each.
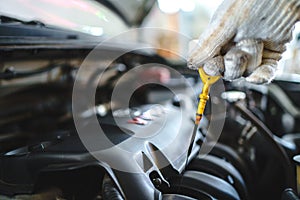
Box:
[188,0,300,84]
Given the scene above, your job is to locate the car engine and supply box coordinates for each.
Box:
[0,40,300,200]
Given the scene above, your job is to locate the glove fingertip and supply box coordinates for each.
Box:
[245,65,276,84]
[203,56,224,76]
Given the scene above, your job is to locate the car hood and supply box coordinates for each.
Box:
[96,0,156,26]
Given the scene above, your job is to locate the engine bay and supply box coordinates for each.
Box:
[0,43,300,200]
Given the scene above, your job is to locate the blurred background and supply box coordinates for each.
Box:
[1,0,300,76]
[140,0,222,58]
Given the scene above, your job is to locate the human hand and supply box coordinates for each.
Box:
[188,0,300,84]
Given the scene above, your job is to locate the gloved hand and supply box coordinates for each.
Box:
[188,0,300,84]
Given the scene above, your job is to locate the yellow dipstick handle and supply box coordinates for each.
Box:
[185,68,221,163]
[195,68,221,125]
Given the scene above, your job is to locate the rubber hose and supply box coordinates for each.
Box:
[234,102,294,189]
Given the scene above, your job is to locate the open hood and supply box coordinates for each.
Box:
[96,0,156,26]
